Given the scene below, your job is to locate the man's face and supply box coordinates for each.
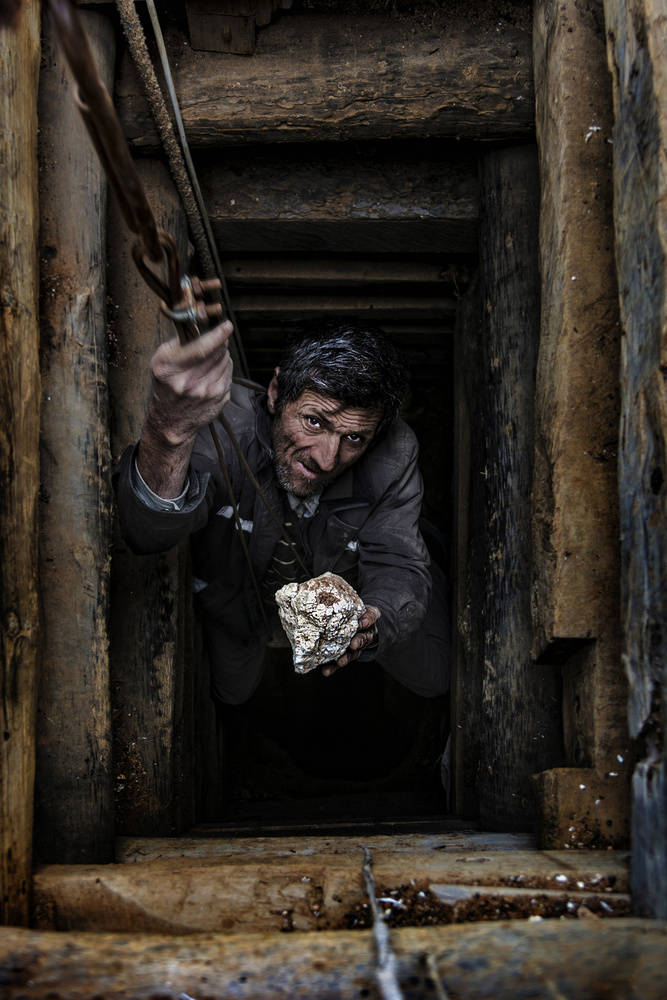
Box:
[270,389,381,498]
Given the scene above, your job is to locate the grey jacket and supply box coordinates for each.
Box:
[113,382,431,702]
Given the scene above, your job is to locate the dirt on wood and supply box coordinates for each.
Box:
[341,880,630,931]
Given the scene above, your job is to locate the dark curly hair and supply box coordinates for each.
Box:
[275,318,410,438]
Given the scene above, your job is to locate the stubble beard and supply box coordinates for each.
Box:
[271,415,340,498]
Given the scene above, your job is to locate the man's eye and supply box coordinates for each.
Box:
[306,416,321,428]
[347,434,362,444]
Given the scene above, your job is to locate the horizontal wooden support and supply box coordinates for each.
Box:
[116,13,534,148]
[115,831,536,863]
[223,259,474,289]
[199,147,478,222]
[1,921,665,998]
[230,292,458,323]
[235,325,455,343]
[33,848,630,935]
[212,218,478,254]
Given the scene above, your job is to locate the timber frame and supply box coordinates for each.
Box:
[1,0,667,990]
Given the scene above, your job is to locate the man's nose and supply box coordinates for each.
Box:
[311,434,339,471]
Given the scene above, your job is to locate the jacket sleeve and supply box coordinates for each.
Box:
[112,443,214,555]
[355,431,431,658]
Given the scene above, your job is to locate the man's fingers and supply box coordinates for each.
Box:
[323,605,381,677]
[154,321,234,378]
[360,605,381,630]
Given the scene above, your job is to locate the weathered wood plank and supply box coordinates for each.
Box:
[32,848,630,934]
[34,9,115,866]
[0,0,41,927]
[457,279,485,821]
[531,0,623,692]
[477,145,563,831]
[223,259,473,289]
[209,219,478,255]
[116,12,534,149]
[107,161,195,837]
[199,148,478,222]
[531,0,628,848]
[533,766,631,850]
[229,293,458,323]
[185,0,293,55]
[115,831,536,863]
[604,0,667,919]
[2,921,664,999]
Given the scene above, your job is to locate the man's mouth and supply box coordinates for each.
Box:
[295,460,320,479]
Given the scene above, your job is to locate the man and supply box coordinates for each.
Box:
[114,316,450,706]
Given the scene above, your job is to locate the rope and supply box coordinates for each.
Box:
[362,847,405,1000]
[114,0,311,609]
[114,0,249,377]
[143,0,247,376]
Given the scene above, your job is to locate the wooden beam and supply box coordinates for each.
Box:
[34,9,115,866]
[229,293,458,323]
[476,145,563,831]
[604,0,667,919]
[223,260,473,290]
[531,0,628,850]
[210,219,478,255]
[1,921,664,998]
[200,148,478,221]
[186,0,293,55]
[0,0,41,928]
[114,831,537,862]
[115,12,534,149]
[32,847,630,934]
[531,0,622,657]
[107,161,195,838]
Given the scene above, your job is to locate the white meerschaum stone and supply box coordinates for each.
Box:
[275,571,366,674]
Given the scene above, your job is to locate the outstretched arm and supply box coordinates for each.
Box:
[137,320,234,499]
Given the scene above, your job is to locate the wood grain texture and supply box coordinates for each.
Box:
[604,0,667,919]
[107,159,195,837]
[532,0,622,665]
[199,147,478,223]
[34,10,115,866]
[530,0,629,846]
[34,838,630,931]
[0,0,41,926]
[1,921,665,999]
[31,846,631,933]
[200,145,479,252]
[476,146,564,831]
[453,279,482,820]
[115,13,534,149]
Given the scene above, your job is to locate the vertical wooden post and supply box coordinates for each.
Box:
[477,145,563,830]
[453,280,483,819]
[531,0,627,850]
[34,11,116,864]
[107,160,195,836]
[0,0,41,924]
[604,0,667,917]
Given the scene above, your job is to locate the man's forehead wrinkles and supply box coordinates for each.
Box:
[296,390,380,434]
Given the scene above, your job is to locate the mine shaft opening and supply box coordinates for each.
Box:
[197,192,473,832]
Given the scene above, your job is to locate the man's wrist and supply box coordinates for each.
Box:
[142,407,199,451]
[132,454,190,512]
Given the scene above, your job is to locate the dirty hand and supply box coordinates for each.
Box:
[146,320,234,445]
[137,320,233,498]
[322,605,381,677]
